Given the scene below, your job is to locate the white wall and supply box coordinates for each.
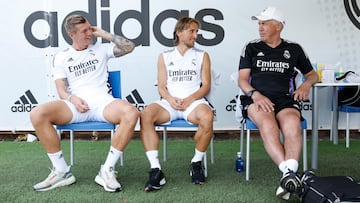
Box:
[1,0,359,131]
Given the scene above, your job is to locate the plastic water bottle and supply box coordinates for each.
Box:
[235,152,244,173]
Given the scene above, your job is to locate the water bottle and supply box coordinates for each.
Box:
[235,152,244,173]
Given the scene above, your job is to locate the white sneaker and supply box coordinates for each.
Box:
[94,165,121,192]
[336,71,360,83]
[33,166,76,191]
[276,186,291,200]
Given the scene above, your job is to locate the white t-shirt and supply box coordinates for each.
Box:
[53,42,115,104]
[162,47,204,98]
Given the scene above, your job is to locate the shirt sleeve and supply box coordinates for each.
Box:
[105,42,116,59]
[239,43,252,70]
[296,45,313,75]
[52,52,67,80]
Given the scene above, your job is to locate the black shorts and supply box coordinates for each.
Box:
[240,94,301,119]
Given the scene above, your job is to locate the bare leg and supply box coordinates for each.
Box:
[30,101,72,153]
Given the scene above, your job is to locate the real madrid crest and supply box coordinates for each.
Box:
[283,50,290,59]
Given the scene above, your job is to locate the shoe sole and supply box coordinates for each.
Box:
[144,178,166,192]
[94,175,121,192]
[34,176,76,192]
[192,180,205,185]
[276,186,290,200]
[190,171,205,185]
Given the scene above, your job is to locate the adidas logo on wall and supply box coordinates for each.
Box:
[126,89,146,111]
[226,95,238,112]
[11,90,38,112]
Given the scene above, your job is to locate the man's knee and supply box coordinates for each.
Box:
[30,106,45,125]
[127,106,139,122]
[197,114,213,132]
[139,107,155,123]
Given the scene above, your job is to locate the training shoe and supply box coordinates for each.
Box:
[144,168,166,192]
[190,161,205,185]
[280,170,302,194]
[94,165,121,192]
[33,167,76,191]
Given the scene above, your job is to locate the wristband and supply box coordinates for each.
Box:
[67,94,73,102]
[247,89,257,97]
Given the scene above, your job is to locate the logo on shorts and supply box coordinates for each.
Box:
[11,90,38,112]
[125,89,146,111]
[344,0,360,30]
[299,102,312,111]
[293,103,300,110]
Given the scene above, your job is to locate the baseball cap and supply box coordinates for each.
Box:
[251,6,285,24]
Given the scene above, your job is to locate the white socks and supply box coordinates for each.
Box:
[278,159,299,176]
[103,146,123,170]
[191,148,205,163]
[278,161,287,173]
[48,151,68,173]
[146,150,161,169]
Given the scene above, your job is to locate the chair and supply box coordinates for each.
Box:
[240,118,308,181]
[56,70,123,166]
[330,86,360,148]
[338,105,360,148]
[156,119,214,178]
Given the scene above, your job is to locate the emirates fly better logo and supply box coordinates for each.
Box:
[344,0,360,30]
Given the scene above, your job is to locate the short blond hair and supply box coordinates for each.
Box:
[64,15,88,33]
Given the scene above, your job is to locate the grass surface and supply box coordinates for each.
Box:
[0,138,359,203]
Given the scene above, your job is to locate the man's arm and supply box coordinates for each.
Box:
[157,53,182,110]
[237,68,253,94]
[55,78,89,112]
[293,70,318,101]
[91,27,135,57]
[238,68,275,112]
[111,34,135,57]
[55,78,71,101]
[157,53,171,100]
[187,52,212,101]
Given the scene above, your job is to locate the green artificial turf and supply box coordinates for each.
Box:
[0,138,359,203]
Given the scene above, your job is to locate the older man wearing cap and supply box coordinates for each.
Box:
[237,6,318,200]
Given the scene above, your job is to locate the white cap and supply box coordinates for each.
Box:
[251,6,285,25]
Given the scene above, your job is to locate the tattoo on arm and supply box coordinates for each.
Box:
[111,34,135,57]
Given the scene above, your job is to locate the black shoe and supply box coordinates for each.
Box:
[280,170,302,194]
[190,161,205,185]
[144,168,166,192]
[300,170,315,183]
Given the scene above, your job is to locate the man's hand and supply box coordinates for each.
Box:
[91,26,110,39]
[70,96,90,113]
[251,92,275,112]
[293,84,311,102]
[168,96,195,111]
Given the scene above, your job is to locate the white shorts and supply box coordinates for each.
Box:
[63,94,116,124]
[155,98,210,125]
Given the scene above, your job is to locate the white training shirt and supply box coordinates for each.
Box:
[53,41,115,102]
[162,47,204,99]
